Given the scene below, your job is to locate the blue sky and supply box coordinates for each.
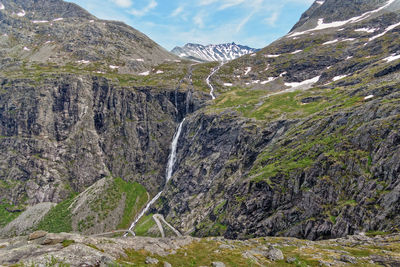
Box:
[66,0,314,50]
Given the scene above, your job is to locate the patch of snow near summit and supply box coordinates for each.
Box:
[265,54,280,58]
[156,70,164,74]
[288,0,396,37]
[383,54,400,62]
[323,39,338,45]
[364,95,374,100]
[23,47,30,51]
[291,50,302,54]
[355,28,378,33]
[285,76,320,88]
[135,58,145,62]
[223,83,233,87]
[369,22,400,41]
[261,77,277,84]
[33,20,49,24]
[333,75,348,81]
[17,10,26,17]
[139,71,150,76]
[53,18,63,22]
[0,3,4,10]
[109,65,119,69]
[77,60,90,64]
[316,1,324,5]
[244,67,252,75]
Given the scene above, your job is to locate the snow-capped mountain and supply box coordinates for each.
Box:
[171,42,259,62]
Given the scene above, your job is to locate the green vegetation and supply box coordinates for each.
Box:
[114,178,148,229]
[36,195,75,233]
[0,202,24,227]
[210,85,362,122]
[366,230,391,237]
[120,239,260,266]
[61,240,75,248]
[118,236,386,266]
[192,62,219,92]
[134,214,156,236]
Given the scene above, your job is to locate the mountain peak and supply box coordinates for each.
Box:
[291,0,399,33]
[171,42,259,62]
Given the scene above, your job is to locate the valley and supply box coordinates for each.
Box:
[1,0,400,265]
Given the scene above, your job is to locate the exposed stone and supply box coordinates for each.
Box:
[211,262,226,267]
[145,256,159,264]
[263,247,284,261]
[28,231,47,241]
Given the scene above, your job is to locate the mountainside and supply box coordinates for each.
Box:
[0,0,177,74]
[171,42,259,62]
[151,0,400,240]
[2,0,400,264]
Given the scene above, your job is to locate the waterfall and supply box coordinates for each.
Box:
[126,119,186,235]
[166,119,185,182]
[206,63,224,100]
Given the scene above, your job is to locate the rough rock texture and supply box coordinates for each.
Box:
[0,233,399,266]
[147,0,400,241]
[0,73,205,208]
[0,203,55,238]
[0,0,177,73]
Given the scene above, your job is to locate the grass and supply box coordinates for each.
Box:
[115,178,149,229]
[366,230,391,237]
[210,85,363,122]
[0,202,24,227]
[35,194,76,233]
[62,240,75,248]
[118,236,386,266]
[119,239,262,266]
[134,213,156,236]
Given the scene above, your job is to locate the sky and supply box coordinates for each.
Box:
[66,0,314,50]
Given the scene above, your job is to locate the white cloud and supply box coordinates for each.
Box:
[110,0,132,8]
[171,6,184,17]
[236,11,255,32]
[193,12,206,28]
[130,0,157,17]
[219,0,246,10]
[264,10,280,26]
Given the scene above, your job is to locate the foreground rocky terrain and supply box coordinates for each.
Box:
[1,231,400,266]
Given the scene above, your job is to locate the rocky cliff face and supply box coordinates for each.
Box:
[148,0,400,240]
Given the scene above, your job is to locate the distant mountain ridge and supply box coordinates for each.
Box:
[171,42,259,62]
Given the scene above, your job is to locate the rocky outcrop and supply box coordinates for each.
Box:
[0,203,55,238]
[1,232,399,266]
[0,74,206,207]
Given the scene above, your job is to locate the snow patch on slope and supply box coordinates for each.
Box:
[288,0,396,37]
[17,10,26,17]
[369,22,400,41]
[285,76,320,88]
[383,54,400,62]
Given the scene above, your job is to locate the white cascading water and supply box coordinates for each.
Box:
[206,63,224,100]
[126,119,186,236]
